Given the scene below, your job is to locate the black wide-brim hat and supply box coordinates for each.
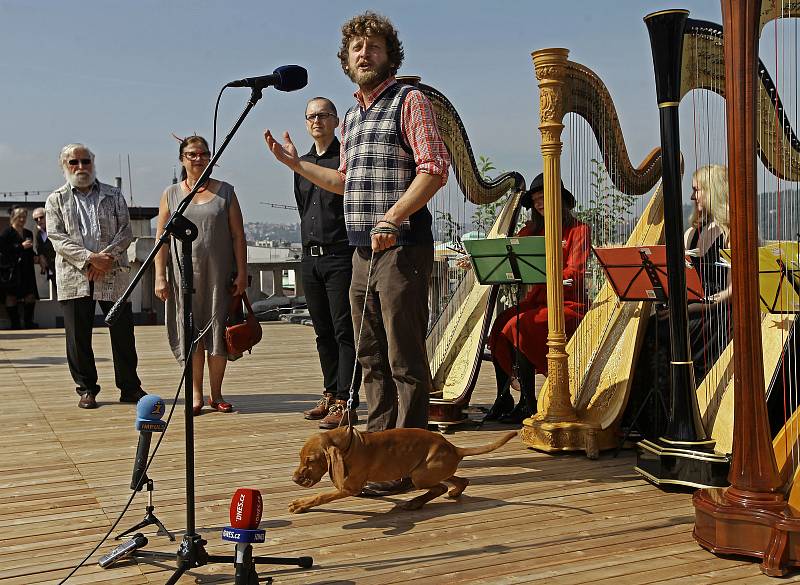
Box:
[521,172,576,211]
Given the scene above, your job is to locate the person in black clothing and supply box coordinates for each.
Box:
[628,164,731,438]
[32,207,57,296]
[295,97,361,429]
[0,207,39,329]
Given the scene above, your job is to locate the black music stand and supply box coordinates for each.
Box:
[592,245,705,450]
[463,236,546,418]
[593,245,705,304]
[721,244,800,314]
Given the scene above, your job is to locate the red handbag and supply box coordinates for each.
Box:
[225,292,262,356]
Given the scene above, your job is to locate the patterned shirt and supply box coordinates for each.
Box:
[341,83,421,246]
[338,76,449,185]
[46,180,133,301]
[71,183,102,252]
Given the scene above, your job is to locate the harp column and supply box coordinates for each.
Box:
[522,48,600,458]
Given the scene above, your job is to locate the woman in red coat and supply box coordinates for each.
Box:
[486,173,591,423]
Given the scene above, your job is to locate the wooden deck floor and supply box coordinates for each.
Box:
[1,322,797,585]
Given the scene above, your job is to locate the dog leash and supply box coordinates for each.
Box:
[339,223,399,430]
[341,247,373,431]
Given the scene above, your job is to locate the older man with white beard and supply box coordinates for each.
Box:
[46,143,146,409]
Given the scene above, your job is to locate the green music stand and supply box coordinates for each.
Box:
[462,236,547,286]
[463,236,547,420]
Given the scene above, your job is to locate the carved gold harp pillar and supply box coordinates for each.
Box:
[521,48,600,454]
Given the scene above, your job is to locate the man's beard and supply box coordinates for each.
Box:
[347,60,391,90]
[65,168,96,189]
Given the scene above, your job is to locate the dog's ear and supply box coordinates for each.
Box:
[325,445,347,490]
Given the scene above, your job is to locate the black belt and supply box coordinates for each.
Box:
[303,242,353,257]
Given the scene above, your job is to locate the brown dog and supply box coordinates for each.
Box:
[289,427,517,513]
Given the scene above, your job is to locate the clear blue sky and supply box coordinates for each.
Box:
[0,1,731,223]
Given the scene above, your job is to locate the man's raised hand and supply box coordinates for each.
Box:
[264,130,300,170]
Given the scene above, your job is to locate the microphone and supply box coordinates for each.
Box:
[226,65,308,92]
[98,533,148,568]
[223,488,266,583]
[229,488,263,529]
[130,396,166,491]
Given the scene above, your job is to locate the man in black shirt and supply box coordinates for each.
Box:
[295,97,360,429]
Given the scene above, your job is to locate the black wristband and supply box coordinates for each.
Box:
[377,219,399,229]
[370,224,399,236]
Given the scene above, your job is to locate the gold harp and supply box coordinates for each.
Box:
[397,76,526,430]
[519,50,664,458]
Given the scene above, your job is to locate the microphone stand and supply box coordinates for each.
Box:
[115,477,175,542]
[105,86,310,584]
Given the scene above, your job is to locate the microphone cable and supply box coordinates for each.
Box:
[57,320,213,584]
[212,85,226,157]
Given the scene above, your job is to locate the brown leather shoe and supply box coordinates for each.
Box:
[304,393,334,420]
[357,477,414,497]
[78,394,97,409]
[318,400,358,430]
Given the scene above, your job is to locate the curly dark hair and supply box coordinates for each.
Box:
[337,12,404,79]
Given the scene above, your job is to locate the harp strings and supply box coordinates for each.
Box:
[687,26,732,424]
[761,10,800,477]
[562,92,652,396]
[427,149,471,369]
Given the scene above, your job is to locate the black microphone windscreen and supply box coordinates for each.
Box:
[274,65,308,92]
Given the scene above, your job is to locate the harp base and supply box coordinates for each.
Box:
[693,487,800,576]
[519,416,608,460]
[428,399,469,433]
[634,438,730,490]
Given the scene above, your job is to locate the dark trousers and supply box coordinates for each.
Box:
[302,252,360,406]
[350,245,433,432]
[61,296,141,397]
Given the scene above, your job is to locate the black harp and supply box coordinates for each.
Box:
[635,9,730,490]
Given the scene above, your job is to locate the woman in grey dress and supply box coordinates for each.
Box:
[154,135,248,415]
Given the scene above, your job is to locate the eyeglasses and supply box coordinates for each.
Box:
[305,113,336,122]
[33,216,45,221]
[182,151,210,161]
[68,158,92,166]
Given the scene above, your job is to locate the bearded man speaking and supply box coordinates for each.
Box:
[265,12,450,497]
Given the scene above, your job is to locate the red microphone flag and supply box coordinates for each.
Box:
[229,488,263,529]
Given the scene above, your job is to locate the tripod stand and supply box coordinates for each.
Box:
[115,478,175,542]
[105,85,312,584]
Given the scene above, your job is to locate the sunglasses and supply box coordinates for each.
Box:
[68,158,92,166]
[33,216,45,221]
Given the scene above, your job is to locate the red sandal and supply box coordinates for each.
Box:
[208,398,233,413]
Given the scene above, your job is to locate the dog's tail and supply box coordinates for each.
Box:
[457,431,518,457]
